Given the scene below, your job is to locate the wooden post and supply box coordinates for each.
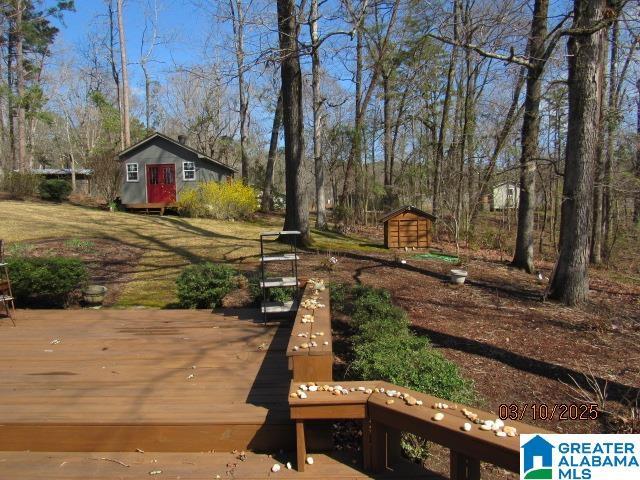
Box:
[450,450,481,480]
[296,420,306,472]
[370,421,386,472]
[362,419,371,470]
[369,421,402,473]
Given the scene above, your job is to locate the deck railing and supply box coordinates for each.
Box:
[287,284,550,479]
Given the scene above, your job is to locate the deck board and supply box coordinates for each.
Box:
[0,309,295,452]
[0,451,443,479]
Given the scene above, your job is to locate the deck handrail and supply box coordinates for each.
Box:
[290,379,552,479]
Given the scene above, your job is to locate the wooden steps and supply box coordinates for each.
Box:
[0,451,442,479]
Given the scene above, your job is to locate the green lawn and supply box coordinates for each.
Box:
[3,200,385,307]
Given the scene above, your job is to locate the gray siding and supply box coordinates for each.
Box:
[119,136,233,204]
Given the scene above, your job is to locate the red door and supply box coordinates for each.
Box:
[146,164,176,204]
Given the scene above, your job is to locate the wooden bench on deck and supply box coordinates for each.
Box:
[286,283,333,382]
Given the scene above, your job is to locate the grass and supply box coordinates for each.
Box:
[3,200,386,307]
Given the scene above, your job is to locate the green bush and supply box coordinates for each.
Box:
[176,262,237,308]
[8,257,88,307]
[248,275,295,304]
[336,283,475,462]
[39,179,72,202]
[176,180,258,220]
[0,170,40,198]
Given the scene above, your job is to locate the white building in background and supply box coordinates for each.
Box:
[491,182,520,210]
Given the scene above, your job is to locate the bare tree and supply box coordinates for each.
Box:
[106,0,124,149]
[277,0,310,245]
[228,0,250,181]
[116,0,131,147]
[549,0,613,306]
[140,0,165,131]
[310,0,327,228]
[634,76,640,224]
[14,0,27,171]
[261,90,283,212]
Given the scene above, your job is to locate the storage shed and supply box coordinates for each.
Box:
[380,205,436,249]
[118,132,237,209]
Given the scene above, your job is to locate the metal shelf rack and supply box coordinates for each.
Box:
[259,231,300,323]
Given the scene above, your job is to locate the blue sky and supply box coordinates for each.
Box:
[54,0,212,84]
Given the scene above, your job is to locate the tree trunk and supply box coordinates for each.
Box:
[550,0,607,306]
[107,0,124,149]
[277,0,310,245]
[603,20,619,253]
[230,0,249,181]
[511,0,549,273]
[471,68,526,224]
[261,91,283,212]
[590,26,608,265]
[142,60,151,130]
[382,71,393,206]
[15,0,27,171]
[634,77,640,224]
[117,0,131,147]
[310,0,326,229]
[7,12,15,170]
[433,0,459,219]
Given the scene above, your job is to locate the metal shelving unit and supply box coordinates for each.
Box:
[259,231,300,323]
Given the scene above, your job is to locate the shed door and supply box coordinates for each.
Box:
[396,219,419,247]
[146,164,176,204]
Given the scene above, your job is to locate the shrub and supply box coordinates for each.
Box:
[248,275,295,304]
[177,180,258,220]
[336,283,475,462]
[176,262,237,308]
[8,257,88,307]
[0,170,40,198]
[39,179,72,202]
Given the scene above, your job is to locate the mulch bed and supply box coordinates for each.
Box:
[292,234,639,479]
[15,238,143,307]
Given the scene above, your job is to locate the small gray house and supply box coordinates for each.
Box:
[491,182,520,210]
[118,132,236,208]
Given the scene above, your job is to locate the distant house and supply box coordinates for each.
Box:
[32,168,93,196]
[491,182,520,210]
[117,132,237,208]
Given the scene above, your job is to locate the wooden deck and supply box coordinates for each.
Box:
[0,308,293,452]
[0,451,440,479]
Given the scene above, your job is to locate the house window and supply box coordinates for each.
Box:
[183,162,196,181]
[126,163,139,182]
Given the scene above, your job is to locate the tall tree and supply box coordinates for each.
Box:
[116,0,131,147]
[277,0,310,245]
[511,0,550,273]
[261,90,283,212]
[549,0,610,306]
[14,0,26,170]
[310,0,326,229]
[634,77,640,224]
[229,0,249,181]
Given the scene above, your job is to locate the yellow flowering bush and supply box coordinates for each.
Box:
[177,180,258,220]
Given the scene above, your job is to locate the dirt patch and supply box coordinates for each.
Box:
[13,238,143,306]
